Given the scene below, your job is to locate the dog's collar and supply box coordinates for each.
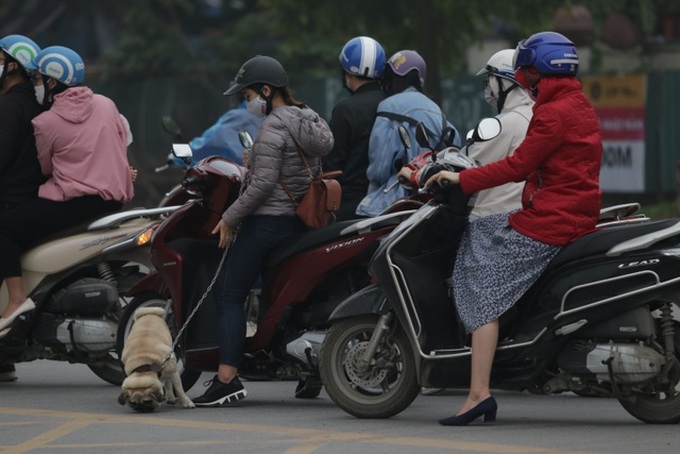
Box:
[130,363,163,378]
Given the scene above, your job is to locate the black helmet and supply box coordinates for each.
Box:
[224,55,288,96]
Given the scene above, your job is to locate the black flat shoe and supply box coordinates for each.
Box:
[438,396,497,426]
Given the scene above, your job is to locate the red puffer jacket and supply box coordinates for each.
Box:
[460,76,602,246]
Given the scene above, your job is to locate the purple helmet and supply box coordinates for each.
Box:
[513,31,579,76]
[387,50,426,86]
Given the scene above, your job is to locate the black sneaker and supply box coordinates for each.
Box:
[193,375,247,407]
[0,363,17,382]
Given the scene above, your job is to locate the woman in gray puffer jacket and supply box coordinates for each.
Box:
[193,55,334,407]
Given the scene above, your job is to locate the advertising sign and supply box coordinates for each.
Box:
[582,74,647,193]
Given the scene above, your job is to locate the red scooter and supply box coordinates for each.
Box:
[119,145,419,397]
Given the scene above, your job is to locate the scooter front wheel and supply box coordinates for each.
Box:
[320,315,420,418]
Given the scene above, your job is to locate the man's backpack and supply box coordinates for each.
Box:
[376,110,456,151]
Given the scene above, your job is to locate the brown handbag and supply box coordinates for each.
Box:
[281,151,342,229]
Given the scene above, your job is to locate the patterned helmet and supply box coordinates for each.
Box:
[476,49,517,84]
[386,50,427,86]
[339,36,386,79]
[27,46,85,86]
[0,34,41,71]
[513,31,579,76]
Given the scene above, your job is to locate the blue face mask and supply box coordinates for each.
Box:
[246,96,267,117]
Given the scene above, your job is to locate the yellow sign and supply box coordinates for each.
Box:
[582,74,646,108]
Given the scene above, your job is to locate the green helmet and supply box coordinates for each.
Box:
[0,34,41,71]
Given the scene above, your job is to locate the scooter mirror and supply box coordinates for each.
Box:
[162,116,182,140]
[415,122,430,149]
[465,128,474,142]
[172,144,193,165]
[398,125,411,150]
[473,117,502,142]
[238,130,254,149]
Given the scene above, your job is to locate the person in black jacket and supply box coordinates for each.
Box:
[0,34,43,382]
[323,36,386,221]
[0,34,44,209]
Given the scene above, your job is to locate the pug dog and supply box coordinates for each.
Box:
[118,307,195,412]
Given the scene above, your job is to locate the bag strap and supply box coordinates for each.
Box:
[279,123,324,202]
[377,110,455,150]
[376,111,436,137]
[279,178,298,207]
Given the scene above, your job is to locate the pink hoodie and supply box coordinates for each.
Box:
[32,86,134,202]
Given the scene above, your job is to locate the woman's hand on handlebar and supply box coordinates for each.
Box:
[424,170,460,190]
[212,219,234,248]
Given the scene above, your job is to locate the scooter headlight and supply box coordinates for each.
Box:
[135,227,155,247]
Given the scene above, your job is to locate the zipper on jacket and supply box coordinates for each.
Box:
[527,168,543,208]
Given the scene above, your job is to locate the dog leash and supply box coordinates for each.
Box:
[161,164,247,369]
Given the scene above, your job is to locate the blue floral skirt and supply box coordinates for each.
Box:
[451,212,561,333]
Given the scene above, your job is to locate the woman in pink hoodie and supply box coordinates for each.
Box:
[0,46,133,336]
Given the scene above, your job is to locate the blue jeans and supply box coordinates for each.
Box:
[217,215,305,366]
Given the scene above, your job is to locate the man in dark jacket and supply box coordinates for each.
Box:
[323,36,386,221]
[0,35,44,209]
[0,34,43,382]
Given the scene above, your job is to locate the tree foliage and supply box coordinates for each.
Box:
[2,0,676,97]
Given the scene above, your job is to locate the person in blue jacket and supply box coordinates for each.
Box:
[187,98,262,166]
[356,50,460,217]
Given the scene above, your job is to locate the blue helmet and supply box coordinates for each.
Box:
[27,45,85,86]
[339,36,386,79]
[0,34,41,71]
[513,31,579,76]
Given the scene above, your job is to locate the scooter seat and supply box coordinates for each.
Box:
[546,218,678,270]
[265,220,359,270]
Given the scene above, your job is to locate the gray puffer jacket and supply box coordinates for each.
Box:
[222,105,334,227]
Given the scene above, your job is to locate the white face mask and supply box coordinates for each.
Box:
[34,84,45,105]
[0,65,4,80]
[246,96,267,117]
[483,84,497,108]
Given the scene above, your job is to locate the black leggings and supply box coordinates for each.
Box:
[0,195,122,279]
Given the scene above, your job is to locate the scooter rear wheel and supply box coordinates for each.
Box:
[618,322,680,424]
[320,315,420,418]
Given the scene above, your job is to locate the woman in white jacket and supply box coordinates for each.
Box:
[467,49,534,220]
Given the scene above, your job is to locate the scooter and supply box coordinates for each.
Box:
[320,119,680,424]
[121,144,418,397]
[0,204,180,385]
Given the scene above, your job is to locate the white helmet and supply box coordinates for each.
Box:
[476,49,517,84]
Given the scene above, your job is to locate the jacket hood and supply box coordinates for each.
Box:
[533,76,582,108]
[50,86,94,124]
[504,84,534,110]
[274,106,334,158]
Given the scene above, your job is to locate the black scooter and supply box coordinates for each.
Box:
[319,120,680,424]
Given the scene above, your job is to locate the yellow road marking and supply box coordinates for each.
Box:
[0,407,603,454]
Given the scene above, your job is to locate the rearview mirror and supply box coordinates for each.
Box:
[414,122,430,149]
[172,143,193,160]
[473,117,502,142]
[162,116,182,139]
[238,130,254,149]
[398,125,411,150]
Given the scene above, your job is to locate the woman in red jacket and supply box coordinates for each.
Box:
[426,31,602,426]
